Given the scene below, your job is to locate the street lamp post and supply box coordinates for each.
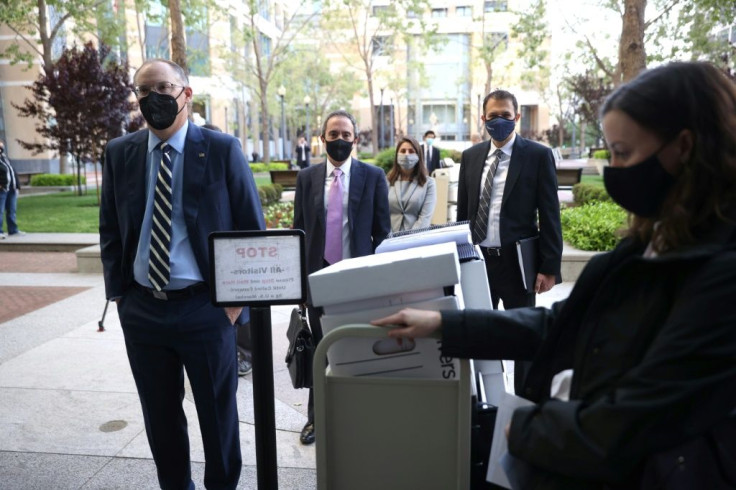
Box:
[277,85,286,160]
[477,93,482,136]
[389,97,394,148]
[379,87,385,150]
[304,95,311,146]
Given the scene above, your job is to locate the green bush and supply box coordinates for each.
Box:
[358,151,373,160]
[250,163,268,173]
[374,147,396,174]
[268,162,290,171]
[440,148,462,162]
[263,202,294,229]
[572,182,612,205]
[30,174,86,186]
[592,149,610,160]
[257,183,283,206]
[561,201,627,251]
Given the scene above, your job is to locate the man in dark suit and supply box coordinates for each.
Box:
[293,109,390,445]
[0,140,24,238]
[458,89,562,311]
[295,135,311,169]
[421,130,442,174]
[100,59,265,490]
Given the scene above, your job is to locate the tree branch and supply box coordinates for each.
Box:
[644,0,682,29]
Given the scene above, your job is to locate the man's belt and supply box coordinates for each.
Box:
[133,282,207,301]
[480,246,503,257]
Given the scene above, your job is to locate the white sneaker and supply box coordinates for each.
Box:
[9,231,25,236]
[0,233,6,239]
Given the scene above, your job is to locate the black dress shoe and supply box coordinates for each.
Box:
[300,422,315,445]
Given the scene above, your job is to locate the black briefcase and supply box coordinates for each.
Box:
[285,307,314,389]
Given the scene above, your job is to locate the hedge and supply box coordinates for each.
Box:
[592,149,610,160]
[374,147,396,174]
[572,182,612,205]
[249,162,291,173]
[257,183,283,206]
[30,174,87,186]
[440,148,462,163]
[561,201,627,251]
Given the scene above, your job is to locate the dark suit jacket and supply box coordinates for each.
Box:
[421,143,442,175]
[457,135,562,278]
[100,124,265,304]
[295,144,311,169]
[293,158,391,277]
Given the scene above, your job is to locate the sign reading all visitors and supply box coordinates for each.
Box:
[208,230,306,306]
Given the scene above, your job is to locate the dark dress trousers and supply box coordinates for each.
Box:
[100,124,265,489]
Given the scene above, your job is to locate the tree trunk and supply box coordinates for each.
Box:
[168,0,187,73]
[260,84,271,163]
[618,0,647,83]
[367,75,378,155]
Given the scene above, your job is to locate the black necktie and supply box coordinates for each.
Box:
[472,149,503,244]
[148,143,174,291]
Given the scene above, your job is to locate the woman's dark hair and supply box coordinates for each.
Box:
[387,136,428,186]
[601,61,736,252]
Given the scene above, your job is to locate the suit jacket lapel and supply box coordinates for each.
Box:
[470,141,492,217]
[125,130,149,240]
[313,164,327,233]
[348,159,366,235]
[181,124,207,227]
[502,136,524,209]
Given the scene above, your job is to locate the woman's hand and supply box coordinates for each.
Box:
[371,308,442,340]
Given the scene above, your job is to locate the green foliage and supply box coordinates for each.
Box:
[561,201,627,251]
[358,151,373,160]
[592,149,610,159]
[374,147,396,174]
[439,148,462,162]
[250,163,268,173]
[269,162,290,171]
[572,182,612,205]
[30,174,86,186]
[12,191,99,233]
[257,184,283,206]
[263,202,294,229]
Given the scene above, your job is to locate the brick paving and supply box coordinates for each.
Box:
[0,252,89,324]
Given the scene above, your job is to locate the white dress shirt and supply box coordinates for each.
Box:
[324,158,352,260]
[479,133,516,247]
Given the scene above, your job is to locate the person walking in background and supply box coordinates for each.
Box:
[293,110,390,445]
[374,61,736,489]
[100,58,265,489]
[295,135,311,169]
[386,136,437,232]
[0,140,25,238]
[420,130,442,174]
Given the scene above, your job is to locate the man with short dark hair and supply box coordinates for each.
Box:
[293,109,390,445]
[421,130,442,174]
[100,58,265,489]
[0,140,24,238]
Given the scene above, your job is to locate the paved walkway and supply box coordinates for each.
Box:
[0,235,574,489]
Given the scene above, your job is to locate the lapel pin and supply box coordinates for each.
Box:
[199,152,205,158]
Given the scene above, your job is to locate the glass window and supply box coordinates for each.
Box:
[186,7,210,76]
[372,36,392,56]
[432,8,448,18]
[422,104,457,125]
[260,34,272,58]
[372,5,389,16]
[484,1,508,13]
[456,6,472,17]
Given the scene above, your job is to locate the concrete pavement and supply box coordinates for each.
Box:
[0,234,574,489]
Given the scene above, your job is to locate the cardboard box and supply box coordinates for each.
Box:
[320,295,461,379]
[309,242,460,314]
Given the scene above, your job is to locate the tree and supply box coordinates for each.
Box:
[168,0,187,71]
[320,0,438,155]
[565,70,613,146]
[13,42,136,199]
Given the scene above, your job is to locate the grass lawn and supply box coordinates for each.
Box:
[581,174,604,187]
[17,191,101,233]
[18,173,280,233]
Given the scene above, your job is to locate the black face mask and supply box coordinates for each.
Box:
[325,138,354,163]
[139,89,185,130]
[603,150,675,218]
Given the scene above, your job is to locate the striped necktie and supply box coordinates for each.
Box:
[472,149,503,245]
[148,142,174,291]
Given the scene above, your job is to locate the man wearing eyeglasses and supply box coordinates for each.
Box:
[100,58,265,489]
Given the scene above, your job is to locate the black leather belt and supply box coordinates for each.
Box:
[481,246,502,257]
[133,282,207,301]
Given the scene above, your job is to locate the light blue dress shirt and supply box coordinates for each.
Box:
[133,121,203,289]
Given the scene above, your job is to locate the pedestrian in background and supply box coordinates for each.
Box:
[0,140,24,238]
[386,136,436,232]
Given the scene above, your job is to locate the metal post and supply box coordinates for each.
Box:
[280,95,286,160]
[379,88,385,150]
[250,306,278,489]
[305,104,310,146]
[477,93,482,136]
[389,98,394,148]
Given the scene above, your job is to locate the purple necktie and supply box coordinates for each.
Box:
[324,167,344,265]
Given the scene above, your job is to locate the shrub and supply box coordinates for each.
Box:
[592,149,610,160]
[30,174,86,186]
[268,162,290,171]
[572,182,612,205]
[358,151,373,160]
[440,148,462,162]
[250,163,268,173]
[561,201,627,251]
[257,183,283,206]
[374,147,396,174]
[263,202,294,229]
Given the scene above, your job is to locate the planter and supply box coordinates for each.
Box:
[588,158,609,176]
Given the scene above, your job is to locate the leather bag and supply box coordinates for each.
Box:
[285,307,314,389]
